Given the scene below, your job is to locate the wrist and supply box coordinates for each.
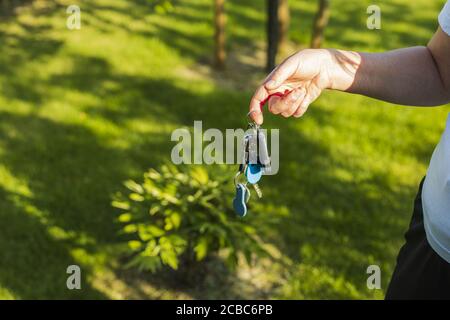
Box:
[324,49,361,91]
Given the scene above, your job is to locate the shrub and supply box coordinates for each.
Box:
[112,164,282,273]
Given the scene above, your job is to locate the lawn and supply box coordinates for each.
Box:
[0,0,448,299]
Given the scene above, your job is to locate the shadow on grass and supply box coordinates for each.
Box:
[0,115,109,298]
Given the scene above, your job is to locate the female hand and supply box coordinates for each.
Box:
[249,49,340,125]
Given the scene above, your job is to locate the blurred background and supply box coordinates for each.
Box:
[0,0,448,299]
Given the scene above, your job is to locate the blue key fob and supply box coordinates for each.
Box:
[233,183,248,217]
[245,164,262,184]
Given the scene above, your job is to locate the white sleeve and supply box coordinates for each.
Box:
[439,1,450,35]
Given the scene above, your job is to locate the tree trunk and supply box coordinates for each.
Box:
[311,0,330,49]
[266,0,279,72]
[277,0,290,54]
[213,0,226,69]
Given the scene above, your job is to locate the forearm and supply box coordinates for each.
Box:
[327,47,450,106]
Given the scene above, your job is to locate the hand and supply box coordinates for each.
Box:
[249,49,336,125]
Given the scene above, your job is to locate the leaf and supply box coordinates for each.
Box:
[170,212,181,229]
[167,235,187,253]
[164,211,181,230]
[125,256,161,273]
[148,225,165,237]
[127,240,142,251]
[161,193,179,205]
[124,180,144,194]
[194,237,209,261]
[111,200,130,210]
[142,240,160,256]
[243,225,257,234]
[138,225,165,241]
[129,193,145,202]
[138,225,153,241]
[143,178,159,195]
[123,224,137,233]
[149,205,160,215]
[164,217,173,231]
[190,166,209,185]
[145,168,162,181]
[118,213,132,223]
[160,250,179,270]
[225,250,238,270]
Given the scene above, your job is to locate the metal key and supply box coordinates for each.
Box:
[257,128,271,168]
[240,134,250,168]
[246,126,259,165]
[252,183,262,198]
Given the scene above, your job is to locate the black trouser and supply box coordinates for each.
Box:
[386,179,450,299]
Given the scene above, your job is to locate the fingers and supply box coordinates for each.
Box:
[267,84,322,119]
[267,96,281,114]
[248,53,302,124]
[293,97,310,118]
[269,88,306,117]
[281,98,302,118]
[264,56,298,91]
[248,85,268,125]
[293,86,321,118]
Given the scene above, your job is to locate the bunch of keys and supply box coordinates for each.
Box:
[232,116,271,217]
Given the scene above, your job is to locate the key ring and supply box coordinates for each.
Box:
[234,168,247,187]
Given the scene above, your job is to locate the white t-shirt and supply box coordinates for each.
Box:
[422,1,450,263]
[439,1,450,35]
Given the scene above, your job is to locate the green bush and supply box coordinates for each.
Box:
[112,164,282,273]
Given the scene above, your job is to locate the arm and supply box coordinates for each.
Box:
[334,28,450,105]
[249,28,450,125]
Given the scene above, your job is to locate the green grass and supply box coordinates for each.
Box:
[0,0,448,299]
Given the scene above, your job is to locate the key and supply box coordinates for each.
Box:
[233,183,248,217]
[244,183,251,203]
[252,183,263,198]
[245,163,262,184]
[247,129,258,165]
[257,128,271,168]
[240,134,250,167]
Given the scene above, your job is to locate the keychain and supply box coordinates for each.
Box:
[232,91,287,216]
